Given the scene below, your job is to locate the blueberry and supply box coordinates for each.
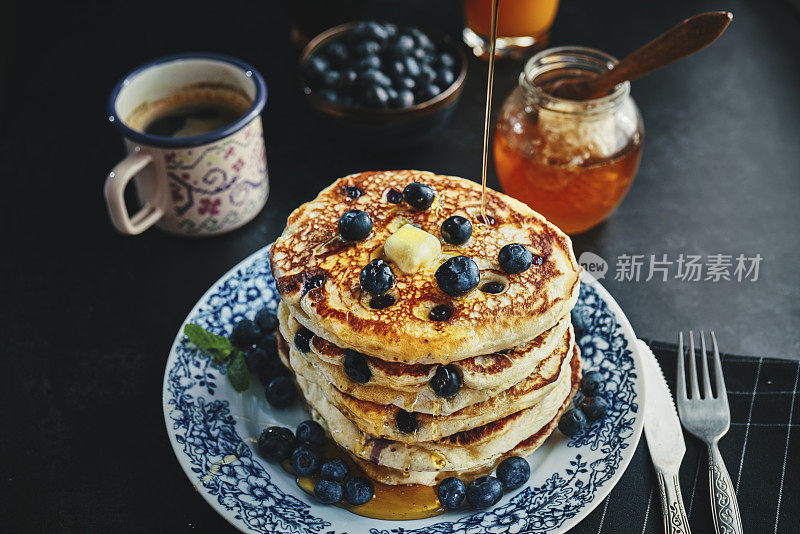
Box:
[573,390,586,408]
[396,409,418,434]
[416,83,442,102]
[498,243,533,274]
[480,281,504,294]
[435,256,480,298]
[294,327,314,353]
[383,23,398,37]
[396,88,415,108]
[437,477,466,509]
[296,420,326,448]
[301,55,329,84]
[418,64,437,83]
[257,334,278,356]
[290,445,321,476]
[320,458,349,482]
[496,456,530,490]
[393,34,416,56]
[580,396,609,420]
[359,259,395,295]
[344,185,362,198]
[254,307,278,335]
[386,87,400,107]
[403,56,421,78]
[430,364,461,398]
[338,209,373,241]
[558,408,587,437]
[412,47,431,64]
[257,426,297,462]
[580,370,604,396]
[344,349,371,383]
[313,479,342,504]
[353,40,381,58]
[358,68,392,88]
[317,89,338,103]
[411,28,435,51]
[343,476,374,505]
[386,189,404,204]
[441,215,472,245]
[436,68,455,88]
[339,68,358,91]
[304,274,325,292]
[429,304,454,322]
[322,41,348,66]
[369,294,396,310]
[466,476,503,508]
[398,76,416,91]
[230,319,262,348]
[364,21,389,42]
[319,69,341,88]
[388,60,405,80]
[437,52,457,70]
[356,54,382,72]
[244,347,269,377]
[266,376,295,408]
[403,182,436,210]
[359,84,390,108]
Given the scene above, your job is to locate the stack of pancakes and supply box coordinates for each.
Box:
[270,171,581,486]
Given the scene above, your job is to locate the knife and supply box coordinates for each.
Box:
[638,340,692,534]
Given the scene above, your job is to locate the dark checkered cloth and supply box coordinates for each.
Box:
[569,341,799,533]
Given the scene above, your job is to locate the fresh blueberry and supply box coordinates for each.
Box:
[386,87,400,107]
[383,23,398,37]
[416,83,442,102]
[266,376,295,408]
[480,281,504,294]
[317,89,338,103]
[319,69,341,88]
[396,88,415,108]
[466,476,504,508]
[441,215,472,245]
[343,476,374,505]
[580,370,604,396]
[418,63,437,83]
[393,34,416,56]
[558,408,587,437]
[359,84,390,108]
[320,458,349,482]
[257,426,297,462]
[339,68,358,91]
[498,243,533,274]
[396,409,418,434]
[430,364,461,398]
[344,185,362,198]
[353,40,381,58]
[244,347,270,377]
[437,52,457,70]
[230,319,262,348]
[314,479,342,504]
[435,256,480,298]
[304,274,326,292]
[437,477,466,509]
[344,350,371,383]
[403,182,436,210]
[573,390,586,409]
[356,54,382,72]
[387,189,404,204]
[403,56,421,78]
[290,445,321,477]
[369,294,396,309]
[254,307,278,335]
[358,68,392,88]
[363,21,389,42]
[398,76,416,91]
[294,327,314,353]
[322,41,348,66]
[436,68,455,88]
[411,28,435,51]
[496,456,530,490]
[301,55,329,84]
[413,47,432,64]
[296,420,325,448]
[257,334,278,355]
[338,209,373,241]
[429,303,454,322]
[580,396,609,420]
[388,59,405,80]
[359,259,395,295]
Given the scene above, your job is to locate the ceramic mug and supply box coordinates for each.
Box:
[105,53,268,236]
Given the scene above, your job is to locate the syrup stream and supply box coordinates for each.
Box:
[479,0,500,225]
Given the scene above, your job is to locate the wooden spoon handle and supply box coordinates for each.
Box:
[585,11,732,97]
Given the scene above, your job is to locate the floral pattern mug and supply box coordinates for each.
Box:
[105,53,268,236]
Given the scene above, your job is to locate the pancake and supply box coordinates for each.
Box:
[270,170,580,364]
[278,301,571,392]
[279,326,574,443]
[289,344,581,475]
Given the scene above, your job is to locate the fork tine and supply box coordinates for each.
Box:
[700,330,713,398]
[688,331,700,399]
[677,332,687,399]
[710,331,728,400]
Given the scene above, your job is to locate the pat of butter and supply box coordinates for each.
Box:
[384,224,441,273]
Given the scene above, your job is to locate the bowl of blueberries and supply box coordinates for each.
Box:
[299,21,467,137]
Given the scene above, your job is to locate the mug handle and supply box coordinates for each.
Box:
[104,152,164,234]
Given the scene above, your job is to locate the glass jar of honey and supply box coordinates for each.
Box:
[494,46,644,234]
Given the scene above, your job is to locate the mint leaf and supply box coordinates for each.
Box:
[227,351,251,392]
[184,323,235,364]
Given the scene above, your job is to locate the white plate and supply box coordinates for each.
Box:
[163,246,645,533]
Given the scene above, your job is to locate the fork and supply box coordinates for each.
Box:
[676,331,743,534]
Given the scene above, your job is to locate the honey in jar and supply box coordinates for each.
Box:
[494,46,644,234]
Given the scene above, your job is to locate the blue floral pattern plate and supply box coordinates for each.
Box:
[162,246,645,534]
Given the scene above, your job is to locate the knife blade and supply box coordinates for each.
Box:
[637,340,691,534]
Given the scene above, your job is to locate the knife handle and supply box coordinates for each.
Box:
[656,471,691,534]
[707,443,743,534]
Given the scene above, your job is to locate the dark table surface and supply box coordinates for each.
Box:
[2,0,799,532]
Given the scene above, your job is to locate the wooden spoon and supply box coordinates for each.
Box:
[551,11,733,101]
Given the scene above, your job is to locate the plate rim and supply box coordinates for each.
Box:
[162,246,646,534]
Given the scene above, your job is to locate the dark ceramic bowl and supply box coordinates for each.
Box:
[299,22,468,139]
